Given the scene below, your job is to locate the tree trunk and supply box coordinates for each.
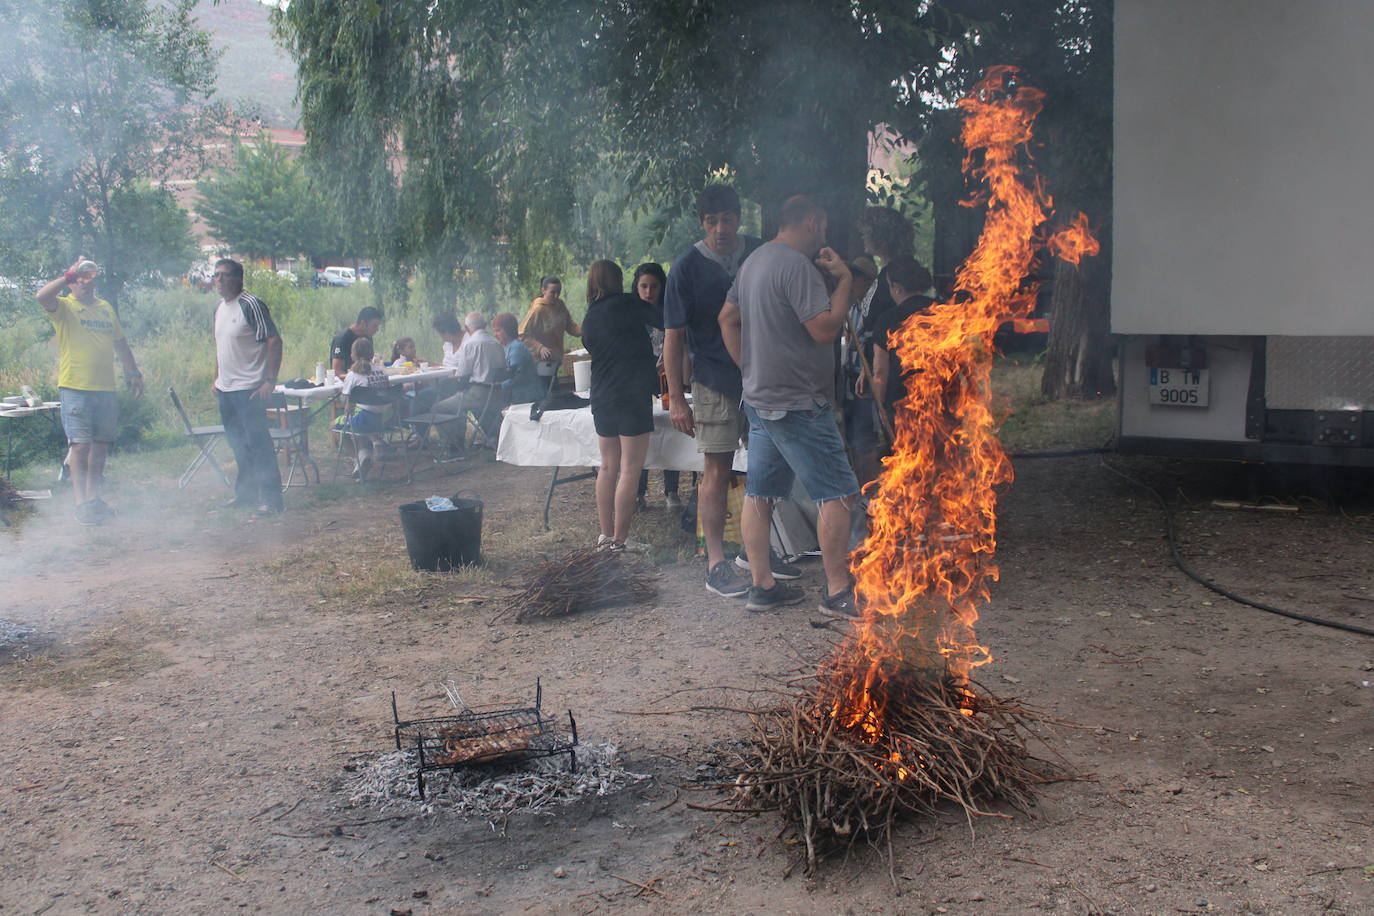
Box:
[1040,218,1115,399]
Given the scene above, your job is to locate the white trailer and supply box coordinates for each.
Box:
[1114,0,1374,466]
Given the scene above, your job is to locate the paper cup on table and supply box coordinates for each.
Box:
[573,359,592,393]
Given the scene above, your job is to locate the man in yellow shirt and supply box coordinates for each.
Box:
[35,258,144,525]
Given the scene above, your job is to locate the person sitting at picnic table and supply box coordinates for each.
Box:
[432,314,466,368]
[386,337,437,416]
[330,306,383,378]
[582,259,662,551]
[433,312,507,451]
[519,276,581,387]
[388,337,416,366]
[339,337,392,479]
[632,262,681,512]
[492,312,544,404]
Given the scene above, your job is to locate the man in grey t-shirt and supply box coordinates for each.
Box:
[719,195,860,618]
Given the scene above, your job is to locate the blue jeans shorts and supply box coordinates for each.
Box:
[743,402,859,503]
[59,387,119,443]
[346,408,384,434]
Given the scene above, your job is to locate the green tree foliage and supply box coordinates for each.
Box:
[277,0,590,314]
[197,139,342,270]
[0,0,226,306]
[277,0,976,302]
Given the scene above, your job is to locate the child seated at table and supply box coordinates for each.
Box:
[388,337,417,366]
[340,337,391,478]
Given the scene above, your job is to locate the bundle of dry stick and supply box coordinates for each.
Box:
[713,671,1061,875]
[502,547,656,622]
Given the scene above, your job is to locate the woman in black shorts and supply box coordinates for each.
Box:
[581,259,662,550]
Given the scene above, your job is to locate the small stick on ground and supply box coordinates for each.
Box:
[609,873,666,897]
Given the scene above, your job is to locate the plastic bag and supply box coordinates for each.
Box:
[425,496,457,512]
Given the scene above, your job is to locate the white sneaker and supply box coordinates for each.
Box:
[595,534,616,551]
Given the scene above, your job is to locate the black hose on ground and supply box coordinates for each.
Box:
[1099,459,1374,639]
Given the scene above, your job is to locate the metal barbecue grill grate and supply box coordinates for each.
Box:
[391,679,578,799]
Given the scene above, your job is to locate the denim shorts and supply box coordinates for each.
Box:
[59,387,119,443]
[743,402,859,503]
[348,408,384,434]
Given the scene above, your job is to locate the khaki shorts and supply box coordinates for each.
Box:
[693,382,745,454]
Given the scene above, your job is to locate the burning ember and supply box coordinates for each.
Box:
[721,67,1097,871]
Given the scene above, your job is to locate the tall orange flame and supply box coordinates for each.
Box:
[824,66,1097,737]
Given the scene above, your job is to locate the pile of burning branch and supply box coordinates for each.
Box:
[717,669,1055,873]
[501,547,656,622]
[716,66,1095,873]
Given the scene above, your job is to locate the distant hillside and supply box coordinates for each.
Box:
[195,0,298,127]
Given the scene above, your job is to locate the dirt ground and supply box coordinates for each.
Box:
[1,443,1372,915]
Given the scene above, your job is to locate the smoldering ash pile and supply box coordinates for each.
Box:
[718,67,1099,873]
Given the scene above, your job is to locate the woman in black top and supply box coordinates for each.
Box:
[632,262,681,511]
[581,259,662,549]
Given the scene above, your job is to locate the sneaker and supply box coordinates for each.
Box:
[745,582,804,612]
[820,587,860,619]
[705,561,749,598]
[664,493,682,511]
[88,498,117,520]
[736,547,801,580]
[608,538,650,553]
[596,534,616,551]
[74,502,102,526]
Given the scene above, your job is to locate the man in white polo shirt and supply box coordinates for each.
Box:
[212,259,284,514]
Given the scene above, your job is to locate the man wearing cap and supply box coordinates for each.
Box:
[35,258,144,525]
[212,258,284,514]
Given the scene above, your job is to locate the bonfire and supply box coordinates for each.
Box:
[722,66,1100,872]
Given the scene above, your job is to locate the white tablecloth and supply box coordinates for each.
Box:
[276,366,457,402]
[496,402,746,472]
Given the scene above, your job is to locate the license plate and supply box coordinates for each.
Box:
[1148,368,1209,407]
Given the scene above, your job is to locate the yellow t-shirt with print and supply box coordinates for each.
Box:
[48,294,125,391]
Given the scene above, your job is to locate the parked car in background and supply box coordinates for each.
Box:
[358,266,372,283]
[319,266,357,287]
[276,269,302,285]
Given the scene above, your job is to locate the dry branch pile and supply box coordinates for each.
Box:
[502,548,656,622]
[714,675,1059,874]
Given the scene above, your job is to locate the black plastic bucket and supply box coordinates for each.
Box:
[398,493,483,571]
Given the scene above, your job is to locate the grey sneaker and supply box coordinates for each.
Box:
[820,587,859,619]
[745,582,804,612]
[736,547,801,580]
[74,502,102,526]
[705,561,749,598]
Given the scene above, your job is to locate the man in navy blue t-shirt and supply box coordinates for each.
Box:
[663,185,762,599]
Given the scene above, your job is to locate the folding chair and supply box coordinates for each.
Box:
[464,368,511,451]
[399,402,466,483]
[264,393,319,488]
[332,385,402,483]
[169,387,232,490]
